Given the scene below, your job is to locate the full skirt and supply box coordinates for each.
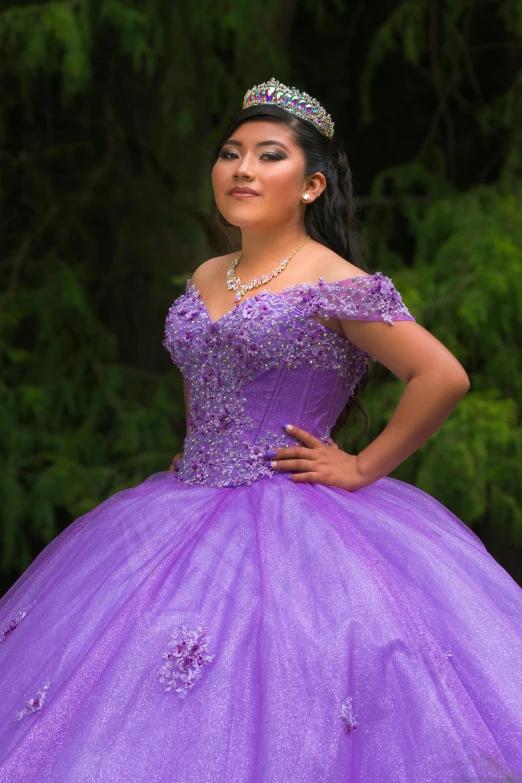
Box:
[1,472,522,782]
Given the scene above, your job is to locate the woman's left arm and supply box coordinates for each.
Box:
[341,319,470,485]
[269,320,470,490]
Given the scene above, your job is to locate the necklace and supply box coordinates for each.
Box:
[226,235,311,302]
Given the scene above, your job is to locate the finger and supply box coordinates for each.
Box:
[286,471,323,483]
[270,459,317,472]
[283,424,324,448]
[265,446,315,461]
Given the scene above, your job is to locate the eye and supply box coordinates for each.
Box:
[261,152,284,160]
[218,150,284,161]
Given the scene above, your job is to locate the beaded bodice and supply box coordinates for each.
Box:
[163,271,415,487]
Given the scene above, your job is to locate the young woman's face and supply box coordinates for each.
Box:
[211,120,309,229]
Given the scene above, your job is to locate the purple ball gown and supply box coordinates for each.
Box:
[1,272,522,783]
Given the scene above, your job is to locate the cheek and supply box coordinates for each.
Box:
[211,166,229,207]
[266,165,302,201]
[211,165,222,190]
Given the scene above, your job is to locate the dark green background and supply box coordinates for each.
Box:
[1,0,521,593]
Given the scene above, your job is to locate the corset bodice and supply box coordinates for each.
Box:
[163,272,415,487]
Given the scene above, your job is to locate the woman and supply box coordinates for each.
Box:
[1,77,522,782]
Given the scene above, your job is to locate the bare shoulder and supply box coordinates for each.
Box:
[307,245,371,283]
[190,252,236,287]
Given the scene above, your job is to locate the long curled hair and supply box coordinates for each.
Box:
[211,103,373,447]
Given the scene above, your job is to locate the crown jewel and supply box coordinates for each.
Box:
[242,77,334,139]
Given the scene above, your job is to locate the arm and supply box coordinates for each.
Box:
[272,319,469,489]
[340,319,470,484]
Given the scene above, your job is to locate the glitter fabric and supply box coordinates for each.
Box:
[1,272,522,782]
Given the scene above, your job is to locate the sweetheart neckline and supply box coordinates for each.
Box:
[186,272,378,326]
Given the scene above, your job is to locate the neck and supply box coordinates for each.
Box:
[235,224,310,275]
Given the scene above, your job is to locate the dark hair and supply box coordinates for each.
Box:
[211,103,373,447]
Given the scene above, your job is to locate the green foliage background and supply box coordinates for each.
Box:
[1,0,521,589]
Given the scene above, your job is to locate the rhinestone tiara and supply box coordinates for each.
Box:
[242,77,334,139]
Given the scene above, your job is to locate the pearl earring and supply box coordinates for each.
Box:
[302,194,311,201]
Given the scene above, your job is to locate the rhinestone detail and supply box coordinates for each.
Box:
[243,77,335,138]
[15,682,51,722]
[1,608,28,644]
[339,696,358,734]
[163,273,414,487]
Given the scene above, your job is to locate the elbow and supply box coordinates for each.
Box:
[437,353,471,399]
[414,363,470,401]
[450,366,471,399]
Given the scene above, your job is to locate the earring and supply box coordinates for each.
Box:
[302,194,311,201]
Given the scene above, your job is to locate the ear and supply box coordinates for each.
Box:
[305,171,327,201]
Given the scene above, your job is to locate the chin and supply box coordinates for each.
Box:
[221,211,268,229]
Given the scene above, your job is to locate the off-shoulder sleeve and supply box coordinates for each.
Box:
[285,271,415,325]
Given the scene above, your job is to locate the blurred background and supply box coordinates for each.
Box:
[1,0,521,593]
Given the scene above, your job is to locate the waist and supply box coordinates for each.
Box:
[175,425,332,488]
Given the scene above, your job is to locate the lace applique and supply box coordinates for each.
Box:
[163,287,368,487]
[339,696,358,734]
[164,281,370,390]
[320,425,333,444]
[1,608,28,644]
[282,272,415,325]
[14,681,51,722]
[159,623,215,699]
[162,272,414,487]
[1,600,36,644]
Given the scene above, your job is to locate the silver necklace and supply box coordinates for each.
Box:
[226,235,311,302]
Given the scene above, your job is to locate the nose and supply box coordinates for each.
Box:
[233,152,255,180]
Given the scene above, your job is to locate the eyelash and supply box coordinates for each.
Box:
[219,151,284,161]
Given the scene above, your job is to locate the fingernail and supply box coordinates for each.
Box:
[270,461,277,468]
[264,450,277,458]
[174,460,180,469]
[282,424,293,431]
[283,473,293,480]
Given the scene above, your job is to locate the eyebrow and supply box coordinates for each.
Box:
[222,139,291,153]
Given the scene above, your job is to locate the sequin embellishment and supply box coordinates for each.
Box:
[15,681,51,722]
[281,271,414,326]
[163,272,415,487]
[159,623,215,699]
[1,608,28,644]
[339,696,358,734]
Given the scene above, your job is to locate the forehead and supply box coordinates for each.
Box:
[225,119,297,147]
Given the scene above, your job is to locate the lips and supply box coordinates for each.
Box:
[229,187,259,196]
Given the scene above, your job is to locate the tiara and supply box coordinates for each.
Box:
[242,77,334,139]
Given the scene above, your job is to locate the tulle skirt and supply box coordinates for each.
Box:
[1,471,522,782]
